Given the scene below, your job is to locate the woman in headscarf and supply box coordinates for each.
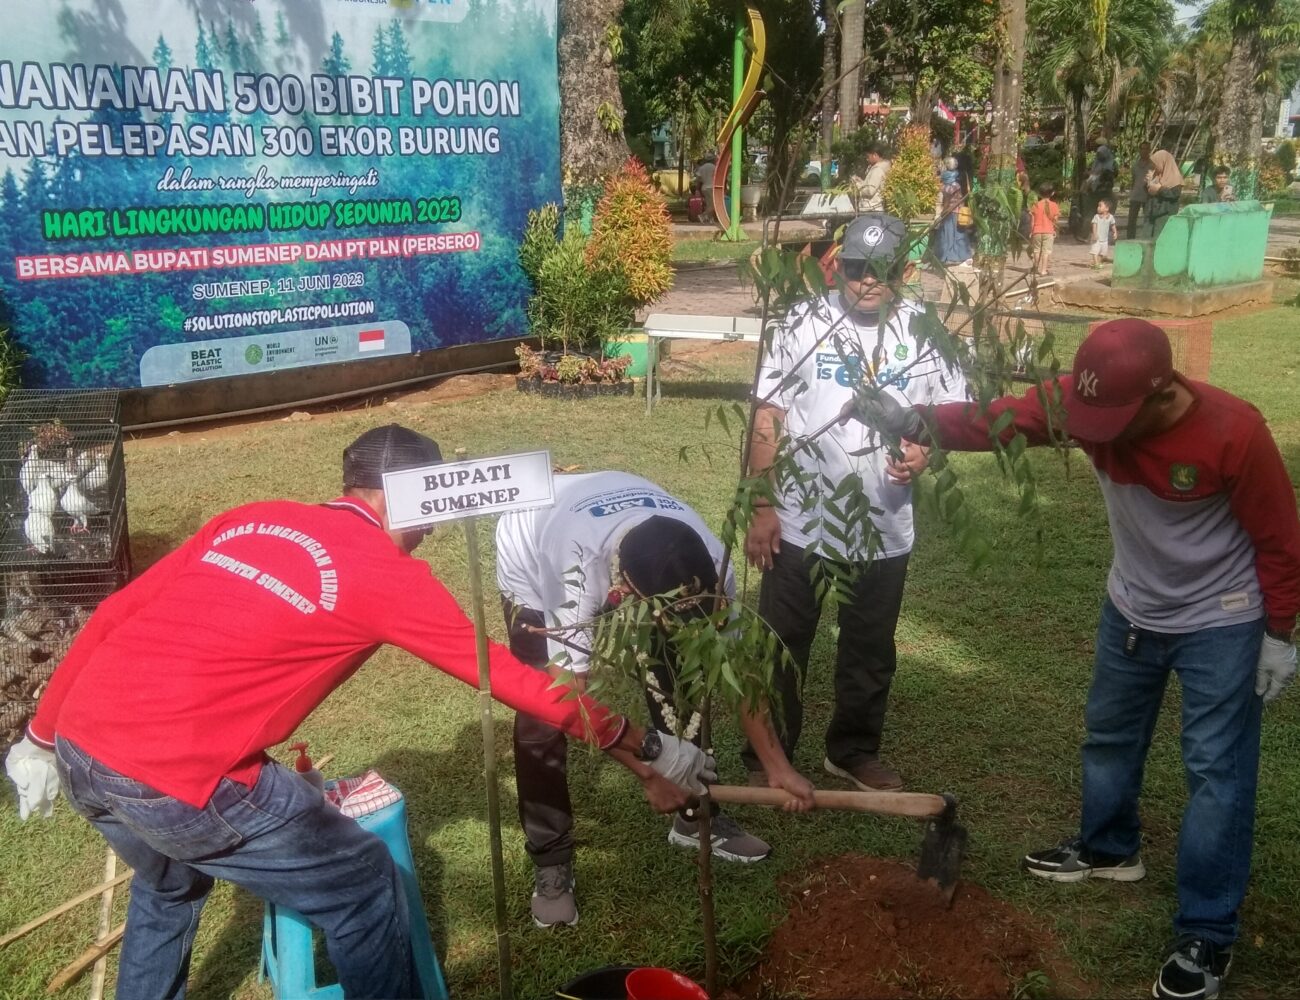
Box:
[1145,149,1184,238]
[933,156,973,264]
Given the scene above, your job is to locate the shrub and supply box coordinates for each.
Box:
[518,159,674,362]
[586,157,674,307]
[1276,140,1296,177]
[883,125,940,222]
[1260,152,1287,196]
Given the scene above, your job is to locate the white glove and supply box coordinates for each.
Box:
[647,732,718,795]
[5,736,60,821]
[1256,635,1297,703]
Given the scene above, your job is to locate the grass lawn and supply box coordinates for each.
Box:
[671,237,760,264]
[3,309,1300,999]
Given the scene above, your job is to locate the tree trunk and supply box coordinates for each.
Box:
[1212,26,1265,198]
[558,0,630,190]
[819,0,839,179]
[988,0,1025,181]
[838,0,864,137]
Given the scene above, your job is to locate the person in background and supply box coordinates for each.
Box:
[496,472,815,927]
[1146,149,1184,238]
[1201,166,1236,204]
[1127,141,1155,239]
[693,156,717,223]
[3,425,716,1000]
[846,318,1300,1000]
[1029,182,1061,276]
[1090,198,1116,269]
[744,213,968,794]
[852,142,892,213]
[934,156,973,266]
[1078,142,1117,240]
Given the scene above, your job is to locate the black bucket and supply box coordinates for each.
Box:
[555,965,638,1000]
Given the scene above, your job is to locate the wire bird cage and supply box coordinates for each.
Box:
[0,390,130,750]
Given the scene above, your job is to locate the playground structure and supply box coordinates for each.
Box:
[711,6,766,239]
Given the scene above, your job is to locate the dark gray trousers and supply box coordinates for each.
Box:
[741,542,910,772]
[504,599,701,869]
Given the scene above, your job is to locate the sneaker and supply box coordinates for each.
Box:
[823,756,904,792]
[531,862,578,928]
[668,811,771,863]
[1022,837,1146,883]
[1153,937,1232,1000]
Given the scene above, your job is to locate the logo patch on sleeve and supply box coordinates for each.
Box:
[1169,463,1199,492]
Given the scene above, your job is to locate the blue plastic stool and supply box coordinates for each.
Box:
[259,795,449,999]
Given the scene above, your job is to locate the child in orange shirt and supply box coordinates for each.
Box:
[1029,182,1060,276]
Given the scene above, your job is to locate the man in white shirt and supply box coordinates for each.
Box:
[693,157,717,222]
[852,143,892,213]
[744,213,968,792]
[496,472,814,928]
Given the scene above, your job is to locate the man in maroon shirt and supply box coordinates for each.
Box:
[844,320,1300,1000]
[4,424,715,1000]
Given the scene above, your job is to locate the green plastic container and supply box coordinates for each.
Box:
[603,331,650,378]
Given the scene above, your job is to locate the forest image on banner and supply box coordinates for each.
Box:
[0,0,561,389]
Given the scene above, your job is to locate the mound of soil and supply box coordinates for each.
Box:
[732,855,1087,1000]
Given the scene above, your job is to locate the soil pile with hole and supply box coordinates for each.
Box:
[732,855,1085,999]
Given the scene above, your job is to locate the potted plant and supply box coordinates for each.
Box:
[516,159,674,394]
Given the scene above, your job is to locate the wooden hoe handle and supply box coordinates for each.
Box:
[709,784,949,819]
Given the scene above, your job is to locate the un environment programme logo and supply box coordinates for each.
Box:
[1170,463,1199,492]
[245,344,264,365]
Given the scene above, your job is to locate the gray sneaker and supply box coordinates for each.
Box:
[668,811,771,863]
[531,862,578,928]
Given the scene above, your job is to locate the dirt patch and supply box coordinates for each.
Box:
[730,855,1090,1000]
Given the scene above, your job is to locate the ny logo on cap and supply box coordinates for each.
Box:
[1077,369,1099,397]
[862,225,885,248]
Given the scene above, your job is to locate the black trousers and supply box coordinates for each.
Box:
[504,599,703,869]
[1125,199,1147,240]
[741,542,910,772]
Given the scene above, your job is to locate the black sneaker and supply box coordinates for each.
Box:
[531,862,578,928]
[1022,836,1146,883]
[1153,937,1232,1000]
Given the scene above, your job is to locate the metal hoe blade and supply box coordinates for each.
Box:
[917,793,968,907]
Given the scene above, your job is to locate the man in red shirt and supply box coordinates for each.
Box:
[844,320,1300,1000]
[4,424,715,1000]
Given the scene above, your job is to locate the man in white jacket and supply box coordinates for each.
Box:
[496,472,814,928]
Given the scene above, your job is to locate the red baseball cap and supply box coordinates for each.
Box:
[1062,319,1174,442]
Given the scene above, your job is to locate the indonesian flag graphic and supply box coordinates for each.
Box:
[358,328,386,353]
[933,100,957,124]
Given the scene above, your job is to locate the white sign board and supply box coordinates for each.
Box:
[383,451,555,529]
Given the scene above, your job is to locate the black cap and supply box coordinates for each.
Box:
[839,213,908,261]
[619,516,719,603]
[342,424,442,489]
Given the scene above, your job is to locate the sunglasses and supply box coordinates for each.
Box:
[839,257,902,282]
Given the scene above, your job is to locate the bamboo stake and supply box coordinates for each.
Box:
[0,872,133,950]
[46,924,125,995]
[88,850,117,1000]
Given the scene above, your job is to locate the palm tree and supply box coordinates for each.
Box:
[1029,0,1174,211]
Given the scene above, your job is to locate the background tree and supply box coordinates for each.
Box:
[1028,0,1173,207]
[838,0,865,136]
[1202,0,1300,196]
[559,0,631,193]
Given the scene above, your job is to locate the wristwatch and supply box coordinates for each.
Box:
[638,730,663,762]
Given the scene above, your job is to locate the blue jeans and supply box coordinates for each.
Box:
[55,738,416,999]
[1080,600,1264,946]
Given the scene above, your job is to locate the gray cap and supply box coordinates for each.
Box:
[342,424,442,489]
[839,213,908,261]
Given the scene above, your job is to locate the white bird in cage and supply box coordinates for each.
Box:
[24,510,54,553]
[28,476,58,515]
[19,454,62,495]
[59,480,97,531]
[76,451,110,493]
